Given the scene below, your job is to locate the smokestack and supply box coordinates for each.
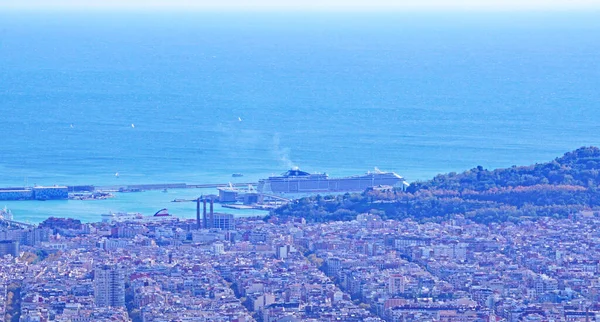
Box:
[203,199,207,229]
[196,198,201,230]
[586,307,589,322]
[209,198,214,229]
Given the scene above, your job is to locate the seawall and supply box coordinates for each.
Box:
[0,186,68,201]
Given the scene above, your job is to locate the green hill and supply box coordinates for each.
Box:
[270,147,600,224]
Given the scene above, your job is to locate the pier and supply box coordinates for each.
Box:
[93,182,258,192]
[0,182,257,201]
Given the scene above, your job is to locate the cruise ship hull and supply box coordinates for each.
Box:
[257,169,405,194]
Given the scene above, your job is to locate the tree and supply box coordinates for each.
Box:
[270,147,600,224]
[4,282,22,322]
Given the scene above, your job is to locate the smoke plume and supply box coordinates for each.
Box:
[273,133,295,169]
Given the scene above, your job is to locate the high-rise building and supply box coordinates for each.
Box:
[0,240,19,257]
[211,213,235,230]
[0,227,50,247]
[325,257,342,277]
[387,273,406,295]
[276,244,290,259]
[94,264,125,307]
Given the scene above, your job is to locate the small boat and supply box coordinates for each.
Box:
[232,173,244,177]
[162,188,168,193]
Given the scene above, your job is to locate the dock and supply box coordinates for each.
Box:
[221,203,281,210]
[0,182,256,201]
[85,182,258,192]
[171,198,196,203]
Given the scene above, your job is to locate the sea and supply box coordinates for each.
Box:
[0,11,599,223]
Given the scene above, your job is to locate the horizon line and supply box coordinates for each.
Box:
[1,2,600,13]
[2,8,600,14]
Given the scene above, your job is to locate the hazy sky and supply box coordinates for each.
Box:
[1,0,599,11]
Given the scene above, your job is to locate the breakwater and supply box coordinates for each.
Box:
[0,182,258,200]
[0,186,69,201]
[95,182,257,191]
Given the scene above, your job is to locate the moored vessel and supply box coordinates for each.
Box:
[101,209,176,223]
[257,167,406,194]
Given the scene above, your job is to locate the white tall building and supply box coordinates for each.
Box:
[387,273,406,295]
[213,242,225,255]
[94,264,125,307]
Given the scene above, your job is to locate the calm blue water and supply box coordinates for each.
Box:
[1,11,599,222]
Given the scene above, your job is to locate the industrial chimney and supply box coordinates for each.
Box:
[209,198,214,229]
[196,198,201,230]
[203,199,207,229]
